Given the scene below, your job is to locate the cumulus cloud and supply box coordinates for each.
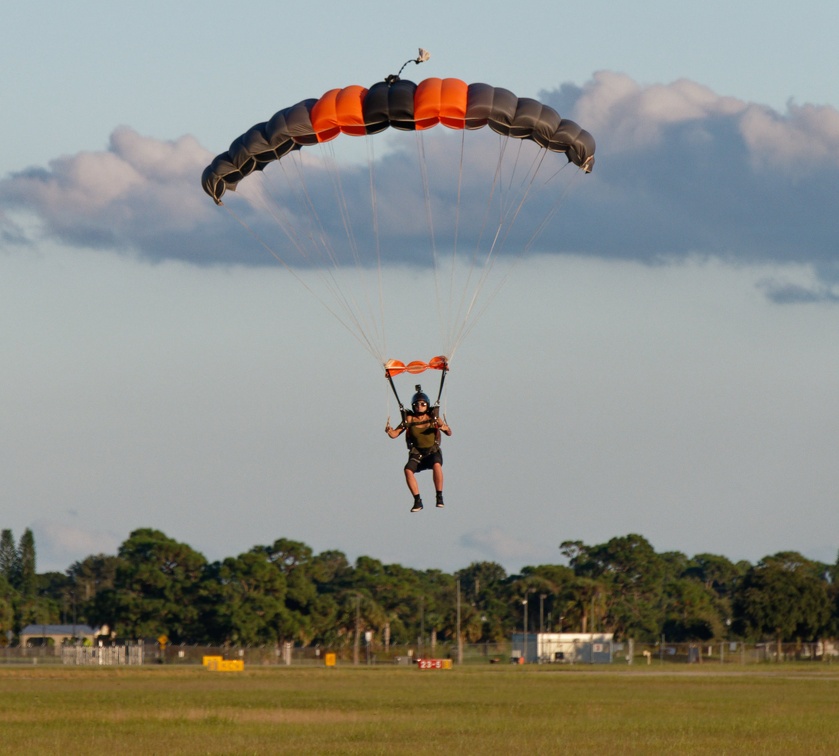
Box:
[460,527,557,566]
[31,519,121,572]
[0,127,253,263]
[543,71,839,278]
[2,73,838,292]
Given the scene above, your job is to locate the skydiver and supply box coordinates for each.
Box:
[385,388,452,513]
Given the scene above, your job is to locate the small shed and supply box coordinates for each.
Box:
[20,624,97,647]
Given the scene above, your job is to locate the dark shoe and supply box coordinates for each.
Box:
[411,499,424,513]
[436,495,445,508]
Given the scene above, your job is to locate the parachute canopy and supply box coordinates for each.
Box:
[202,77,594,204]
[200,71,595,386]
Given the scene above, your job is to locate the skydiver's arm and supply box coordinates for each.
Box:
[385,420,406,438]
[435,418,452,436]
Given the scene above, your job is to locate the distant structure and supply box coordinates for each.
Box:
[512,632,615,664]
[19,624,97,647]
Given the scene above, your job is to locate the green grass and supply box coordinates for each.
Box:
[2,664,839,754]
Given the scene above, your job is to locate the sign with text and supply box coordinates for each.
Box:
[417,658,452,670]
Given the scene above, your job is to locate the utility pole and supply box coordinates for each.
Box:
[540,594,546,635]
[539,594,546,664]
[420,596,424,653]
[522,598,528,663]
[353,594,361,666]
[456,578,463,665]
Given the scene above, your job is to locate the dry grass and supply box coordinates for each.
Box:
[2,663,839,754]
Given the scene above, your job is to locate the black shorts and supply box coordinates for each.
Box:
[405,448,443,473]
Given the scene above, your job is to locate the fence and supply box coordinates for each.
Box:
[59,645,144,666]
[1,640,837,667]
[627,640,838,665]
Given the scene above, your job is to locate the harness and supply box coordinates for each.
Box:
[385,361,448,451]
[404,412,441,456]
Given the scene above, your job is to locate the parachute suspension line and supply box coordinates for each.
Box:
[441,133,507,360]
[491,141,546,252]
[453,162,589,351]
[239,156,385,364]
[446,141,565,356]
[282,153,386,362]
[520,160,582,254]
[452,146,548,349]
[280,155,339,268]
[415,130,446,353]
[366,136,389,362]
[320,141,387,360]
[246,164,320,267]
[446,135,520,358]
[444,129,467,352]
[221,202,382,362]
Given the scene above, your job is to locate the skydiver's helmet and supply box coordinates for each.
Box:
[411,388,431,414]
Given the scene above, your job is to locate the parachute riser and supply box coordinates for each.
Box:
[384,358,448,419]
[434,365,448,408]
[385,370,407,424]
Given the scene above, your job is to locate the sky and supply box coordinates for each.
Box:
[2,0,839,575]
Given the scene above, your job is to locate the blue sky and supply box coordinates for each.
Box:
[2,0,839,574]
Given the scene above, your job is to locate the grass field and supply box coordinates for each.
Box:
[2,663,839,754]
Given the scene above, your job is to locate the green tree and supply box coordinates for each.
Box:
[98,529,207,641]
[733,551,831,654]
[68,554,120,602]
[684,552,744,600]
[661,577,722,641]
[308,550,352,645]
[17,529,37,598]
[455,562,509,641]
[252,538,318,644]
[0,573,14,638]
[36,572,74,627]
[199,551,289,645]
[562,534,666,640]
[518,564,576,633]
[67,554,120,626]
[0,530,18,587]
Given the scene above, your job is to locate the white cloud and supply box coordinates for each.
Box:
[574,72,747,149]
[2,73,839,290]
[739,102,839,172]
[460,528,557,567]
[0,128,217,255]
[31,519,121,573]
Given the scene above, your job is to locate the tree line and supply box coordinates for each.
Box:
[1,527,837,649]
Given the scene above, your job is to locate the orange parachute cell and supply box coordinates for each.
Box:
[385,356,448,377]
[413,78,469,130]
[311,86,369,140]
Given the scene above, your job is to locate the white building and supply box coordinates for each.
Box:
[512,632,614,664]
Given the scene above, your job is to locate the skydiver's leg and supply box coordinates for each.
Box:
[404,462,423,512]
[432,463,443,493]
[433,463,444,508]
[404,468,420,496]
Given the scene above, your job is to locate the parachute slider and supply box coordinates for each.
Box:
[384,355,448,377]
